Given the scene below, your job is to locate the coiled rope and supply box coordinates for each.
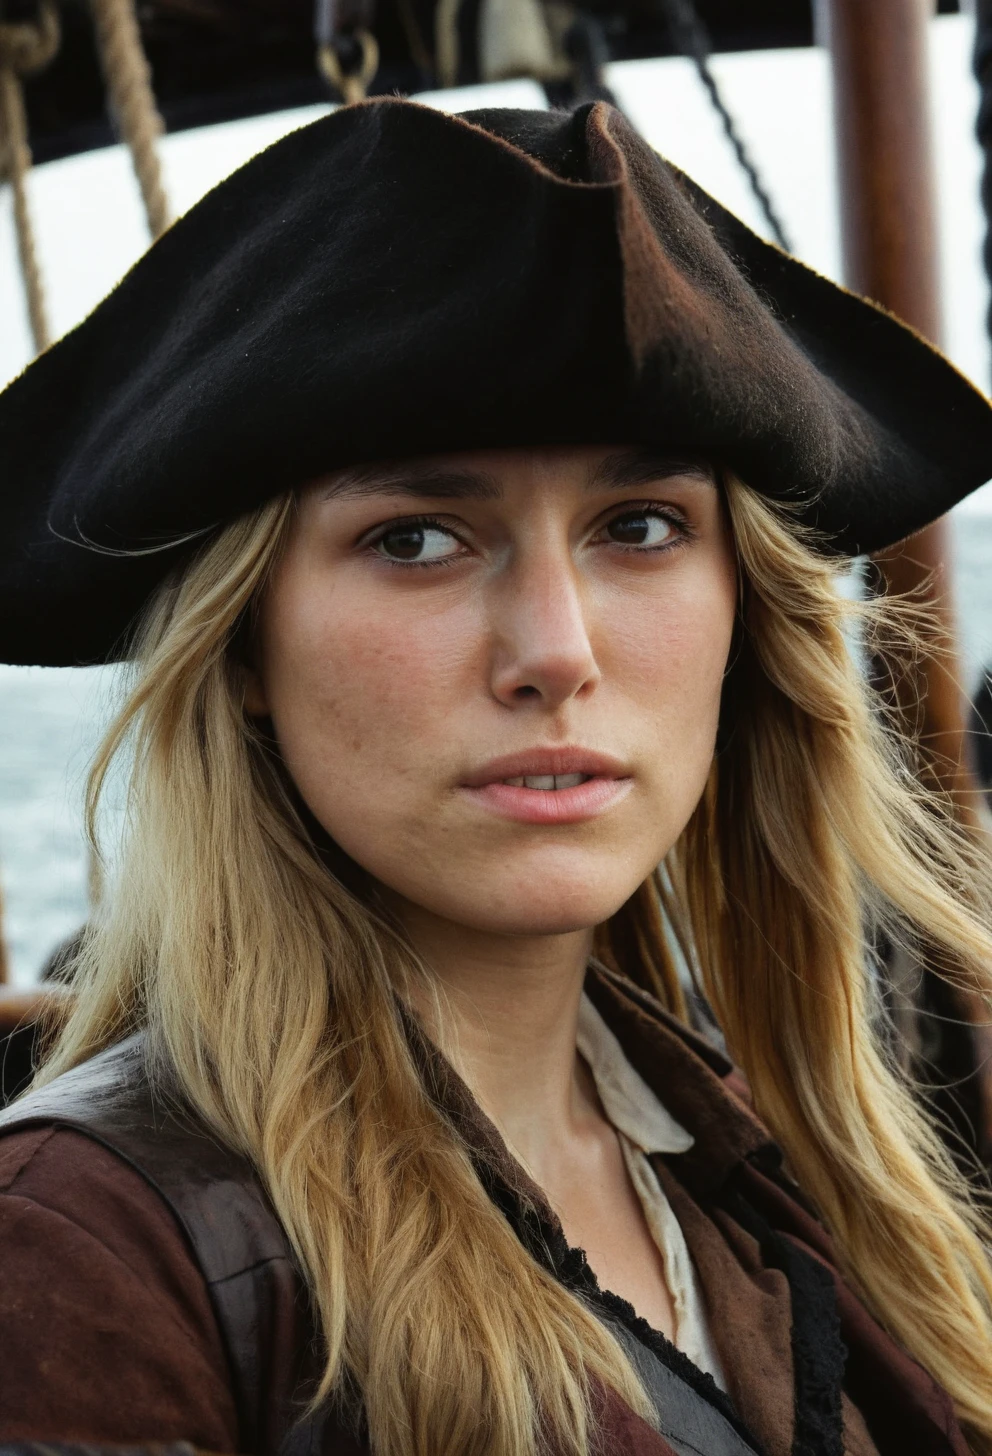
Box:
[0,0,59,354]
[90,0,171,238]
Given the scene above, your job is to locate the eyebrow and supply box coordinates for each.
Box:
[589,449,716,490]
[319,449,714,502]
[321,463,502,502]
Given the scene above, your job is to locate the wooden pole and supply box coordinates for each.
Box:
[820,0,992,1161]
[822,0,973,799]
[824,0,940,340]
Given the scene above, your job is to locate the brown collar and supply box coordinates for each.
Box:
[397,961,777,1231]
[582,963,775,1194]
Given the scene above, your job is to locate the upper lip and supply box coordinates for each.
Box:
[461,748,631,787]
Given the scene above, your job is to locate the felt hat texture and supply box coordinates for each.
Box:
[2,98,992,666]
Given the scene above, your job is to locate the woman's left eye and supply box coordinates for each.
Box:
[372,522,462,564]
[601,509,680,549]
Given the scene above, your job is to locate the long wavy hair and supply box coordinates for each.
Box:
[38,474,992,1456]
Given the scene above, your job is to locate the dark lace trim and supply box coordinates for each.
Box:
[722,1178,846,1456]
[474,1157,762,1450]
[587,1281,750,1425]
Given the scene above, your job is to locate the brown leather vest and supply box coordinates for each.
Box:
[0,1034,762,1456]
[0,1035,326,1454]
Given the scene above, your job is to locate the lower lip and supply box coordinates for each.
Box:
[461,777,633,824]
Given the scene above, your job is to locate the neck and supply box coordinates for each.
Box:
[395,903,600,1182]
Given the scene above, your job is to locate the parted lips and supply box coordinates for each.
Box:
[2,98,992,665]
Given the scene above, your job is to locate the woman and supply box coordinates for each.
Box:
[0,99,991,1456]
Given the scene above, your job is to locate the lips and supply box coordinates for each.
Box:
[459,748,632,825]
[461,748,629,790]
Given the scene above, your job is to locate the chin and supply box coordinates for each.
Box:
[422,870,638,939]
[451,904,615,938]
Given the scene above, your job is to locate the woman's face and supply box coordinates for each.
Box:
[248,446,737,937]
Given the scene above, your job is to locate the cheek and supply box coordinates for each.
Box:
[259,579,476,815]
[606,565,734,816]
[253,538,737,933]
[614,569,734,725]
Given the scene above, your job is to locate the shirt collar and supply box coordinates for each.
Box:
[397,959,777,1223]
[581,961,776,1194]
[576,990,694,1156]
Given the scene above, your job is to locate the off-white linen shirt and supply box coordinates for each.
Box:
[576,990,728,1391]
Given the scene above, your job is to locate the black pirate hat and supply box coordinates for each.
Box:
[2,98,991,666]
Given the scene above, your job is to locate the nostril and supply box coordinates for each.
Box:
[514,685,540,699]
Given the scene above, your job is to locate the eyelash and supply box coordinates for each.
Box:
[363,515,467,570]
[364,504,693,569]
[604,502,694,554]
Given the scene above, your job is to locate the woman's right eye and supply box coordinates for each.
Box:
[372,522,463,564]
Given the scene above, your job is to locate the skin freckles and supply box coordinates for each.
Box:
[247,444,737,1339]
[248,445,737,942]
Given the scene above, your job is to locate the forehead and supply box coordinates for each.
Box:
[313,446,718,504]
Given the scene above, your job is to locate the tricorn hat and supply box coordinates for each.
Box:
[2,98,992,666]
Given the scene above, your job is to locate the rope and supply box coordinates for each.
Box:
[396,0,433,80]
[317,30,380,105]
[974,0,992,386]
[564,13,622,107]
[89,0,171,239]
[0,0,59,355]
[658,0,792,253]
[434,0,464,90]
[0,66,48,352]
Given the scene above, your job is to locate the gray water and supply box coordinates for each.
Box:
[3,515,992,987]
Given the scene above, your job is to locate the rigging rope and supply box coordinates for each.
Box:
[89,0,171,239]
[563,12,622,106]
[658,0,791,253]
[434,0,463,90]
[975,0,992,386]
[0,0,59,355]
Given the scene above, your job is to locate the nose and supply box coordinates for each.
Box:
[489,543,601,710]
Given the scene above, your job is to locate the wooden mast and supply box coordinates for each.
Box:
[821,0,973,795]
[819,0,992,1160]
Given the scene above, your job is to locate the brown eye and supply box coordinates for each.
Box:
[374,524,460,562]
[606,511,675,547]
[379,525,426,560]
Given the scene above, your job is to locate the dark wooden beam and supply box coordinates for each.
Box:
[820,0,992,1164]
[821,0,975,810]
[825,0,941,340]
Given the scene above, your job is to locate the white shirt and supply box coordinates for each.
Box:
[576,991,728,1390]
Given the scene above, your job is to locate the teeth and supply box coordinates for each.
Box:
[501,773,590,790]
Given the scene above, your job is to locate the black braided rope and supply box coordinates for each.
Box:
[658,0,792,253]
[974,0,992,386]
[564,12,623,108]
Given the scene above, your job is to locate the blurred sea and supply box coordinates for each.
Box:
[3,513,992,987]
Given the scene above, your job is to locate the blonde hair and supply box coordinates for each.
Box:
[39,477,992,1455]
